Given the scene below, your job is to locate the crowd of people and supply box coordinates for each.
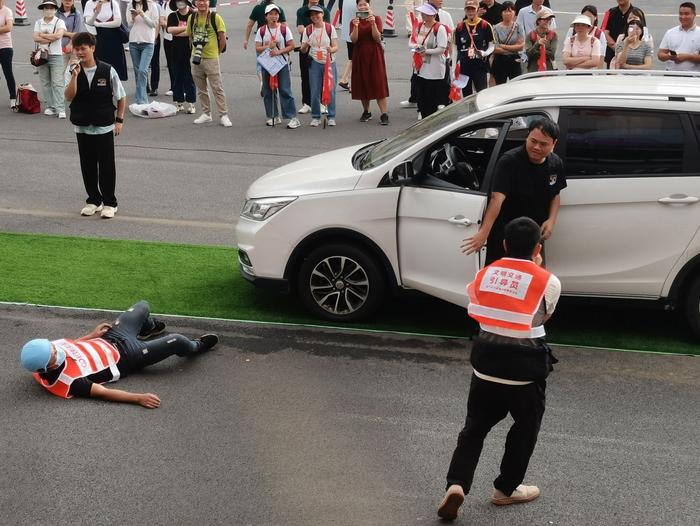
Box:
[1,1,699,217]
[1,1,700,122]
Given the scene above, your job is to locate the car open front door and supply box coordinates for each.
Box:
[397,187,487,307]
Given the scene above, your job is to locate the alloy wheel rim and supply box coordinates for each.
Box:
[309,256,370,315]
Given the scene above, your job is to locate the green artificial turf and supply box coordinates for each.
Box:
[0,232,697,355]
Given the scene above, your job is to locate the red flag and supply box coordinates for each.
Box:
[410,11,423,72]
[537,43,547,72]
[448,62,462,102]
[322,52,333,106]
[269,74,279,90]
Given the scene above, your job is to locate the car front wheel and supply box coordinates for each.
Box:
[685,275,700,339]
[297,243,385,322]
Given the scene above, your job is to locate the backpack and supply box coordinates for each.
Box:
[455,19,489,33]
[304,22,333,39]
[13,84,41,114]
[259,22,288,41]
[569,34,597,51]
[529,30,556,43]
[188,12,227,53]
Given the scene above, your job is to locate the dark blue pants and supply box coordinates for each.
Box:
[104,300,197,375]
[172,58,196,103]
[0,48,16,99]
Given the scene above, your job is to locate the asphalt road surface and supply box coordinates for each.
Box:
[1,303,699,525]
[0,1,693,245]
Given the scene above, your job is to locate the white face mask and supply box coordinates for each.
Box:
[134,2,142,8]
[176,1,186,8]
[43,7,57,16]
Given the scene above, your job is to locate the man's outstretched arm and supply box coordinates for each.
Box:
[90,383,161,409]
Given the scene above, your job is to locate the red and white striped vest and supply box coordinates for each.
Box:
[32,338,121,399]
[467,258,552,338]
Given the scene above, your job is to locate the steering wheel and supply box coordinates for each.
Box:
[431,144,480,190]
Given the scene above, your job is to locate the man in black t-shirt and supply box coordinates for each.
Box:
[513,0,549,13]
[462,118,566,264]
[479,0,504,26]
[601,0,640,66]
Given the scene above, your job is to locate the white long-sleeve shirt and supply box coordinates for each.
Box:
[84,0,122,35]
[126,1,159,43]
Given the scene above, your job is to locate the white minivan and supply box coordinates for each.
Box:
[235,71,700,338]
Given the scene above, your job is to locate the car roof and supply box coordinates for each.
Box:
[476,71,700,110]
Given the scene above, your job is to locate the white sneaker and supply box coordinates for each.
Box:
[220,114,232,127]
[10,98,16,109]
[309,118,320,127]
[44,108,57,116]
[58,111,66,119]
[491,484,540,506]
[298,103,311,114]
[321,104,328,114]
[100,206,117,219]
[185,102,196,114]
[165,90,173,96]
[327,118,336,127]
[265,118,273,126]
[193,113,212,124]
[80,203,103,216]
[287,117,301,129]
[176,103,184,113]
[400,100,417,108]
[437,104,445,110]
[274,116,282,125]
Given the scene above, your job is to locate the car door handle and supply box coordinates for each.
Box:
[658,195,699,205]
[466,148,485,155]
[447,215,473,226]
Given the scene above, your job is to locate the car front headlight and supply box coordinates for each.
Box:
[240,196,297,221]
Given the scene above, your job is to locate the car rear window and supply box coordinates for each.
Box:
[563,108,686,177]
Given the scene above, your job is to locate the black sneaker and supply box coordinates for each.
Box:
[380,113,389,126]
[194,334,219,352]
[360,111,372,122]
[137,318,166,340]
[148,90,158,97]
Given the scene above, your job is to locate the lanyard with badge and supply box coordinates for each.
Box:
[467,23,478,59]
[314,27,325,61]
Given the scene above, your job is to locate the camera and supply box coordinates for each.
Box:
[356,11,369,19]
[192,40,206,64]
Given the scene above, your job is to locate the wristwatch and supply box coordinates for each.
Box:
[115,117,124,123]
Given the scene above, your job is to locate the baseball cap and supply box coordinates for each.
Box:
[20,339,52,372]
[37,0,59,9]
[307,5,324,14]
[417,3,438,16]
[465,0,479,9]
[536,7,556,20]
[265,4,280,14]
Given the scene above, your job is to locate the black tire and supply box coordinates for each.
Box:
[684,275,700,339]
[297,243,386,322]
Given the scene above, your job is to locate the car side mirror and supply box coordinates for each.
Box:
[389,161,414,184]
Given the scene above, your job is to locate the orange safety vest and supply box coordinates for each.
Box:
[32,338,121,399]
[467,258,552,338]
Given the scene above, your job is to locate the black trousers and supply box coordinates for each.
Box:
[150,36,174,91]
[76,131,118,208]
[0,48,16,99]
[461,65,488,96]
[416,76,443,119]
[492,54,521,85]
[299,50,311,106]
[104,300,198,375]
[445,373,546,496]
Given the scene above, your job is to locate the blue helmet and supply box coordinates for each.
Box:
[20,339,52,372]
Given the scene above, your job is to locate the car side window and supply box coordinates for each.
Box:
[563,108,685,177]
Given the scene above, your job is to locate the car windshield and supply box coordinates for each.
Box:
[358,95,479,170]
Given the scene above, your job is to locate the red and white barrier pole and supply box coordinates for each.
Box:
[382,0,397,38]
[14,0,29,26]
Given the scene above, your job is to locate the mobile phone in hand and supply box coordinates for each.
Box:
[669,50,677,56]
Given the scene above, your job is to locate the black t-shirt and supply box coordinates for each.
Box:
[601,4,639,62]
[513,0,550,14]
[455,19,495,72]
[168,11,193,60]
[491,145,566,232]
[38,362,116,398]
[481,2,504,27]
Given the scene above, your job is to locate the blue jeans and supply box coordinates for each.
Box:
[129,42,155,104]
[172,59,196,103]
[261,64,297,119]
[309,59,336,119]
